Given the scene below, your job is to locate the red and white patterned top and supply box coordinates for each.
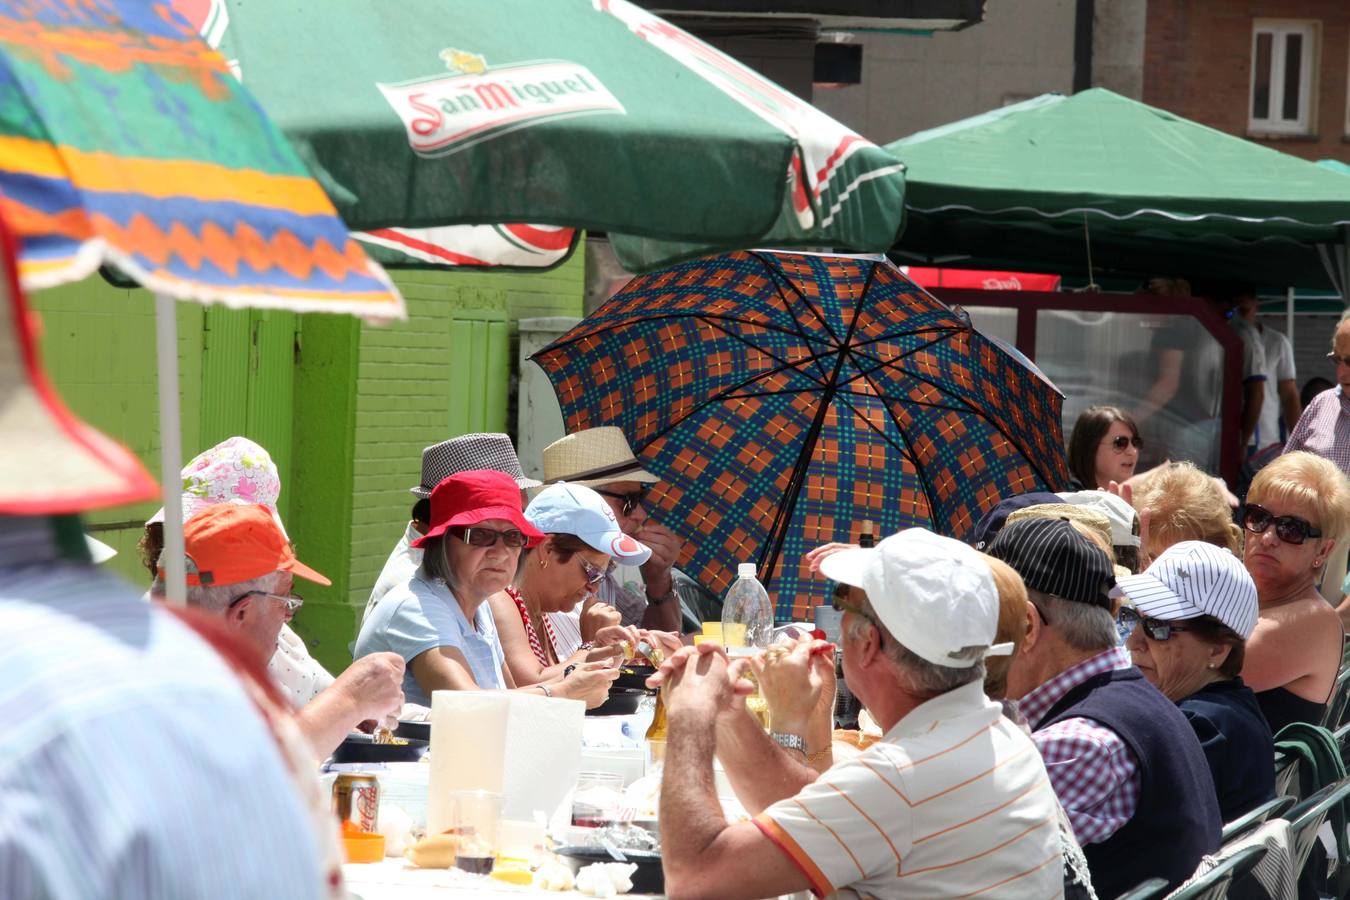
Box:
[507,586,561,666]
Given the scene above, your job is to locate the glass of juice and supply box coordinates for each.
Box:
[446,789,501,875]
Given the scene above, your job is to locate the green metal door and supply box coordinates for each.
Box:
[199,306,297,523]
[448,311,509,433]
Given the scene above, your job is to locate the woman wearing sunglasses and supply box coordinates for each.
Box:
[355,470,619,708]
[1240,451,1350,734]
[1115,542,1274,821]
[489,483,657,690]
[1066,406,1143,490]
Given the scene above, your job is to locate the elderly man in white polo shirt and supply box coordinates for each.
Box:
[652,529,1062,899]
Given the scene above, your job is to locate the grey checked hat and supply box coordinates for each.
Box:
[410,433,540,497]
[986,517,1116,610]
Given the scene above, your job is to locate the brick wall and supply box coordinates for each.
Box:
[1143,0,1350,163]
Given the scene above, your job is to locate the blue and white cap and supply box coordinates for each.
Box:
[1112,541,1258,638]
[524,482,652,565]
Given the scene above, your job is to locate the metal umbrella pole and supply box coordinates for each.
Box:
[155,294,186,607]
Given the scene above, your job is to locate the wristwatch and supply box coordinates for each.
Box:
[646,585,678,606]
[770,732,807,754]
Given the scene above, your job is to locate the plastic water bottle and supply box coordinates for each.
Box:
[721,562,774,649]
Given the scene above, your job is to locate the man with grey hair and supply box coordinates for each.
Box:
[649,528,1062,899]
[987,517,1220,896]
[169,503,405,759]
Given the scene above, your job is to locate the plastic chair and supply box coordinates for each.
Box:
[1112,877,1168,900]
[1220,794,1295,843]
[1273,749,1300,798]
[1285,776,1350,875]
[1336,721,1350,766]
[1320,665,1350,729]
[1167,844,1269,900]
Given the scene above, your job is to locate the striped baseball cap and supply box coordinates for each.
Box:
[985,517,1116,609]
[1111,541,1258,638]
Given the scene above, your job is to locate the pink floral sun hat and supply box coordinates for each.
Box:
[145,436,287,536]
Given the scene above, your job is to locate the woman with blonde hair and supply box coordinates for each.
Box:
[1241,451,1350,732]
[1129,461,1241,564]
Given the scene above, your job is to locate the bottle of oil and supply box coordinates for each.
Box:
[833,520,875,729]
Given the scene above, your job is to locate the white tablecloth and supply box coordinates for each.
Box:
[342,859,663,900]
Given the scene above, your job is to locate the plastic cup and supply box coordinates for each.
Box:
[699,622,723,643]
[572,771,625,828]
[445,789,501,875]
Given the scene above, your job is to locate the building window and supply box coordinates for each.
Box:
[1249,20,1317,135]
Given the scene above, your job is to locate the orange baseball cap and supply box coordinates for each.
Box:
[181,503,330,587]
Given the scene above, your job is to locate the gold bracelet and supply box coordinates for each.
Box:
[785,743,830,765]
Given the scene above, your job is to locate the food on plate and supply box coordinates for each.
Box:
[534,860,576,891]
[575,861,638,897]
[404,831,462,868]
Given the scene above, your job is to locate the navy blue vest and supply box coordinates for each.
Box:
[1039,667,1222,897]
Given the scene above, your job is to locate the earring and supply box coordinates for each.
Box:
[1314,560,1322,569]
[1208,663,1216,669]
[539,557,548,569]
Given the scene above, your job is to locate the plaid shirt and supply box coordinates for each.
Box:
[1017,646,1141,846]
[1284,387,1350,476]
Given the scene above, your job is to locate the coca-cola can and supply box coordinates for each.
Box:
[333,773,380,833]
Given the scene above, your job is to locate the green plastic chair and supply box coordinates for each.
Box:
[1274,749,1300,798]
[1220,794,1295,843]
[1167,845,1268,900]
[1285,777,1350,886]
[1321,665,1350,729]
[1112,877,1168,900]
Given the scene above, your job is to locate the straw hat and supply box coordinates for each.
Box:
[0,225,156,514]
[541,426,659,488]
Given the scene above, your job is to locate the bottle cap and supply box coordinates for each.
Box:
[737,563,757,578]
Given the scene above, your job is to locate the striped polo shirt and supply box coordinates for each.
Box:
[755,680,1062,899]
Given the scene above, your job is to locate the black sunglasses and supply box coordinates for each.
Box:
[450,526,529,548]
[1117,607,1193,642]
[595,486,650,516]
[1242,503,1322,545]
[1105,435,1143,452]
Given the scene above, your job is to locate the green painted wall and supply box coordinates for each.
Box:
[26,250,585,674]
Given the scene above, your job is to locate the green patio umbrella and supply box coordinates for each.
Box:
[187,0,907,272]
[888,89,1350,293]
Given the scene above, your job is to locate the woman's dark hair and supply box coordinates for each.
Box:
[138,522,164,578]
[1183,615,1246,680]
[411,499,431,527]
[530,532,591,564]
[1067,406,1140,489]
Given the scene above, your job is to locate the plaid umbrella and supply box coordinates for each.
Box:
[532,251,1071,620]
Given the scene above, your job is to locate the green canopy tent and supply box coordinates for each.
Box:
[887,89,1350,297]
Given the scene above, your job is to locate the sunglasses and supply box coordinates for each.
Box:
[831,593,885,642]
[451,526,530,548]
[578,556,608,586]
[230,591,304,615]
[1117,607,1192,642]
[1104,435,1143,452]
[1326,352,1350,368]
[1242,503,1322,545]
[595,486,650,516]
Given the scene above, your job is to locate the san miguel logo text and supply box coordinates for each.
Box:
[378,49,626,156]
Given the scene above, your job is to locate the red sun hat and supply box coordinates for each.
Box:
[413,469,545,549]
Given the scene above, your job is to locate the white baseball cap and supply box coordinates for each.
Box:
[1111,541,1258,638]
[1056,490,1141,548]
[819,528,999,669]
[524,482,652,565]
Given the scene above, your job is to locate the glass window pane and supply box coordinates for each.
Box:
[1252,31,1272,120]
[1282,33,1303,122]
[1034,309,1224,474]
[962,305,1017,346]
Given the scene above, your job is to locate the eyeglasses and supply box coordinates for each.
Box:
[1103,435,1143,452]
[1117,607,1192,642]
[450,526,530,548]
[1242,503,1322,545]
[578,557,608,586]
[595,486,650,516]
[831,593,885,643]
[1326,352,1350,368]
[230,591,304,615]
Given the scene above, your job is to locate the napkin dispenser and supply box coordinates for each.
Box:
[427,690,585,830]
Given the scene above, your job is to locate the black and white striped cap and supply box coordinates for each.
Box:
[410,433,540,498]
[1112,541,1259,638]
[985,517,1116,609]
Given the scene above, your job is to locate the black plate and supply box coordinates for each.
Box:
[554,846,663,894]
[330,732,429,764]
[586,686,647,717]
[614,665,658,693]
[393,720,430,742]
